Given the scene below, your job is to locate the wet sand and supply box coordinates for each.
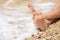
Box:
[25,20,60,40]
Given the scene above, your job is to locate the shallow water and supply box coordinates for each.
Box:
[0,0,56,40]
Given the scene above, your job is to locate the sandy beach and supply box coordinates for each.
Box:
[0,0,60,40]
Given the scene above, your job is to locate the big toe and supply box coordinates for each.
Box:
[34,15,47,31]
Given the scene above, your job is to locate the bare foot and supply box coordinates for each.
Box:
[28,3,53,31]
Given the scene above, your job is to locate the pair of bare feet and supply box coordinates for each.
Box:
[28,2,60,31]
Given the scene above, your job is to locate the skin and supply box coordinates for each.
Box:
[28,2,60,31]
[42,2,60,19]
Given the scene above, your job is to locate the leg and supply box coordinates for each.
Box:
[42,2,60,19]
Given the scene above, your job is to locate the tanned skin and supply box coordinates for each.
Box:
[28,2,60,31]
